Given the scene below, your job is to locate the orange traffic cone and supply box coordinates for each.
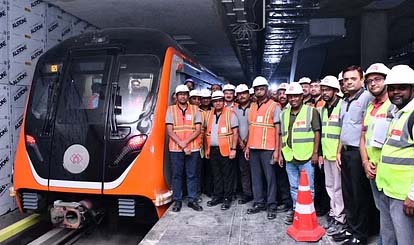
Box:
[287,169,325,242]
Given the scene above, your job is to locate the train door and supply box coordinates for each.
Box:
[48,53,112,190]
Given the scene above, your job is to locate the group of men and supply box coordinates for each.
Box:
[166,63,414,244]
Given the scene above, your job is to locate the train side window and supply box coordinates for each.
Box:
[31,62,62,120]
[116,55,160,124]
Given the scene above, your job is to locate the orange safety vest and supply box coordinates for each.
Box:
[168,104,200,151]
[248,99,278,150]
[205,108,233,157]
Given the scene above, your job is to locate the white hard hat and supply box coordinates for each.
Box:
[320,75,340,91]
[175,84,190,94]
[200,89,211,98]
[249,88,254,94]
[338,71,343,81]
[235,84,249,94]
[189,90,201,97]
[185,78,194,84]
[298,77,311,84]
[365,63,390,77]
[384,65,414,85]
[211,90,225,100]
[278,83,288,91]
[252,76,269,87]
[223,84,236,91]
[285,82,304,95]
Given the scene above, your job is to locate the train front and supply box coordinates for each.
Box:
[12,29,173,228]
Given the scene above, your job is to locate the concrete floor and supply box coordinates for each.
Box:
[141,197,378,245]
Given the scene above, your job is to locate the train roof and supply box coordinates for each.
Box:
[42,28,193,62]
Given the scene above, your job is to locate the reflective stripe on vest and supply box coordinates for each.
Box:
[376,107,414,200]
[281,105,315,162]
[205,108,233,157]
[168,104,200,151]
[320,99,342,161]
[248,100,278,150]
[363,99,393,166]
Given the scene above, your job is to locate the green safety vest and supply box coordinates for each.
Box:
[363,99,393,166]
[320,99,342,161]
[281,105,315,162]
[376,106,414,201]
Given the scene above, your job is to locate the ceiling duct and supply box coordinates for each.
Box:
[261,0,320,80]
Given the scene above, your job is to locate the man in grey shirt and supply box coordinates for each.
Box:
[234,84,253,204]
[333,66,375,244]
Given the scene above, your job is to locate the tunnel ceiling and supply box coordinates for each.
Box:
[46,0,414,85]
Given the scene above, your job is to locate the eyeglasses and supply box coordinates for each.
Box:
[365,77,384,84]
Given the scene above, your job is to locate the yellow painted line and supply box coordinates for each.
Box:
[0,214,41,242]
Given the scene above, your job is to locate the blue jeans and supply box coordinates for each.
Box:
[170,151,199,202]
[286,161,314,209]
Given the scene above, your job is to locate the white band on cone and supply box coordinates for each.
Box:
[295,203,315,214]
[298,185,310,191]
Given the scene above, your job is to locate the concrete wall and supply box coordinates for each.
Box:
[0,0,98,215]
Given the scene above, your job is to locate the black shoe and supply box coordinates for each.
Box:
[238,195,253,204]
[188,201,203,211]
[207,198,223,207]
[276,204,290,213]
[267,206,277,220]
[284,209,294,225]
[172,201,182,212]
[246,204,266,214]
[221,199,231,210]
[332,230,353,242]
[342,237,366,245]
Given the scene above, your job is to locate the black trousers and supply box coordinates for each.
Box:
[314,164,330,213]
[237,149,252,197]
[341,147,378,241]
[202,157,213,196]
[275,159,292,207]
[210,147,234,199]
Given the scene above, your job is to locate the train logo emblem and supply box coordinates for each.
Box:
[63,144,90,174]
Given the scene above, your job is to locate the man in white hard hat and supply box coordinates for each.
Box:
[279,82,321,225]
[166,84,203,212]
[223,84,237,110]
[234,84,253,204]
[199,88,213,197]
[333,65,374,244]
[298,77,312,105]
[273,82,293,213]
[189,90,201,107]
[375,65,414,245]
[318,75,346,236]
[277,83,289,109]
[204,91,239,210]
[210,84,222,92]
[360,63,393,242]
[185,78,195,91]
[245,76,281,220]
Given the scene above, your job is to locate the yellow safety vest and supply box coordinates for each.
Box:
[320,99,342,161]
[281,105,315,162]
[363,99,393,166]
[376,106,414,200]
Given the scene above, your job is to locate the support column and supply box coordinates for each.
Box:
[361,11,388,69]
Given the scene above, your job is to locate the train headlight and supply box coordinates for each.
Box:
[127,134,147,150]
[26,135,36,146]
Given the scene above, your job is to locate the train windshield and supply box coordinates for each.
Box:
[56,56,111,124]
[116,55,160,124]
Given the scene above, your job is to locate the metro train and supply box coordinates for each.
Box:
[12,28,221,228]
